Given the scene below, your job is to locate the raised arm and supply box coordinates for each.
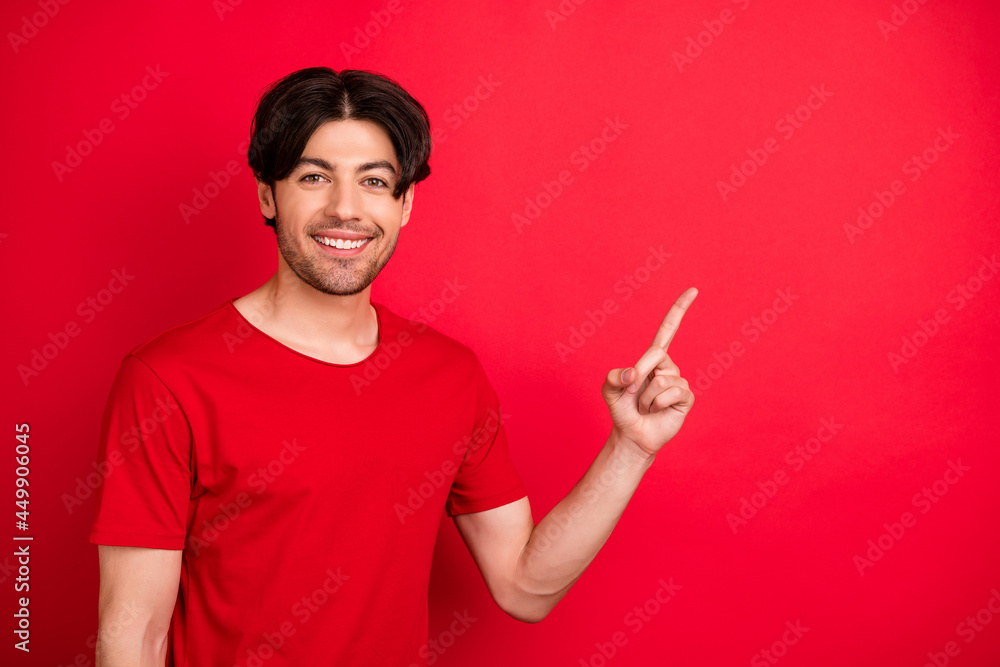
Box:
[95,545,182,666]
[454,287,698,622]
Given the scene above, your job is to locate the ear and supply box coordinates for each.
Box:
[256,179,276,219]
[400,183,416,228]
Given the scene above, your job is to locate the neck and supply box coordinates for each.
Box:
[238,265,379,359]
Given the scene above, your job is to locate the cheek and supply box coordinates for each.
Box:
[278,194,322,220]
[369,197,404,224]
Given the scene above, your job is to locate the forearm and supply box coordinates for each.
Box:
[509,429,655,621]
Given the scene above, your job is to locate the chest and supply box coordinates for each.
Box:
[183,364,474,521]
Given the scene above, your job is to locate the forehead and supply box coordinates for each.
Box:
[300,119,398,168]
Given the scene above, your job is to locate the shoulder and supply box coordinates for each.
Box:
[374,301,482,372]
[125,299,238,369]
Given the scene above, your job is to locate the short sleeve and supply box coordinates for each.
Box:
[445,358,528,516]
[87,354,192,549]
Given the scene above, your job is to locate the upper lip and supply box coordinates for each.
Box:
[312,230,374,241]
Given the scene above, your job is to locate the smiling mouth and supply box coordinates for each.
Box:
[312,235,372,250]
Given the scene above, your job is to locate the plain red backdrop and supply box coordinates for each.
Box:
[3,0,999,665]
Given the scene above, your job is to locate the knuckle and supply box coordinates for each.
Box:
[655,369,679,384]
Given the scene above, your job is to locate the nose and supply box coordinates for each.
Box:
[323,177,362,224]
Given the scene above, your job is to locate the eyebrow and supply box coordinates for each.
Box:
[291,156,398,178]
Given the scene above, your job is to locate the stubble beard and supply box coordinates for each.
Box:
[273,201,399,297]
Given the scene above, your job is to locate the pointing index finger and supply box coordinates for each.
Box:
[651,287,698,351]
[626,287,699,387]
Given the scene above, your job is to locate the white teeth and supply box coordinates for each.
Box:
[313,236,369,250]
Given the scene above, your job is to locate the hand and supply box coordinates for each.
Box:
[601,287,698,459]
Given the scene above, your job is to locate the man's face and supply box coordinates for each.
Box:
[257,119,414,296]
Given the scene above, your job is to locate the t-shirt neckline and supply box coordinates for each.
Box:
[224,297,384,368]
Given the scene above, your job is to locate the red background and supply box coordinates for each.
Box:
[3,0,999,665]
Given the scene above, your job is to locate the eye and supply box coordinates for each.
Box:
[301,174,326,183]
[363,177,388,188]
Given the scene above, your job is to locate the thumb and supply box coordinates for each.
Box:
[602,366,638,403]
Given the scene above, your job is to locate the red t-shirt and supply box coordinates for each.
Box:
[87,298,528,666]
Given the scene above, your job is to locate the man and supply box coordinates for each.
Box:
[89,66,697,666]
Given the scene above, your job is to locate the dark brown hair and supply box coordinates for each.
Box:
[247,67,432,230]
